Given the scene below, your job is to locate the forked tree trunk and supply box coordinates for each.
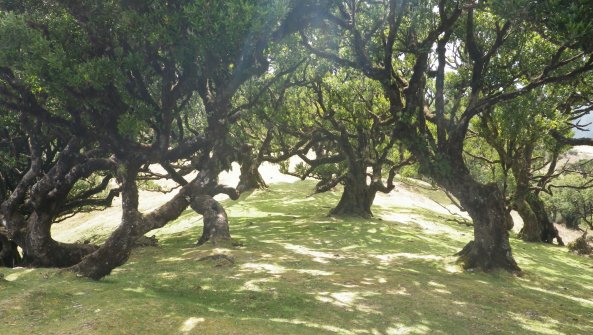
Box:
[70,165,223,279]
[18,212,97,267]
[191,196,231,245]
[330,174,375,218]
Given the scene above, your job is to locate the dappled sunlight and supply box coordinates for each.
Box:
[7,180,593,335]
[256,317,362,335]
[240,263,286,275]
[123,286,145,293]
[385,323,431,335]
[521,284,593,308]
[179,317,205,333]
[427,281,452,295]
[381,212,465,238]
[282,243,341,263]
[295,269,334,276]
[441,263,462,273]
[373,252,444,264]
[238,278,275,292]
[4,269,35,281]
[159,272,178,280]
[157,256,187,263]
[509,312,564,335]
[314,291,382,315]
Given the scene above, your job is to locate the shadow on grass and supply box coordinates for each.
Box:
[2,180,593,334]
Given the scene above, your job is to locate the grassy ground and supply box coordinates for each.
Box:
[1,180,593,335]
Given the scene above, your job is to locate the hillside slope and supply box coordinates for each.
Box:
[1,178,593,335]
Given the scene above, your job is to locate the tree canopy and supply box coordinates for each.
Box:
[1,0,593,279]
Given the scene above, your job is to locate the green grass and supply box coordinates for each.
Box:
[2,180,593,334]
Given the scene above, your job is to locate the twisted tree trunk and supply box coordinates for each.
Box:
[69,163,232,279]
[236,160,267,194]
[191,196,231,245]
[236,144,267,194]
[68,165,143,279]
[17,212,97,267]
[429,156,520,272]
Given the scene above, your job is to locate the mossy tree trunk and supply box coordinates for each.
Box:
[17,212,98,267]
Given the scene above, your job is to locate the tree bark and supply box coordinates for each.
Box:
[69,163,146,279]
[0,229,21,268]
[330,174,375,218]
[511,155,564,245]
[431,158,520,272]
[453,180,520,271]
[515,199,541,242]
[524,195,564,245]
[18,212,98,267]
[191,196,231,245]
[236,144,267,194]
[69,163,224,279]
[236,161,267,194]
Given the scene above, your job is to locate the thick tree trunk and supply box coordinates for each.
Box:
[0,229,21,268]
[433,161,520,272]
[236,143,267,194]
[69,212,144,280]
[22,241,97,268]
[2,211,96,268]
[18,212,97,267]
[236,161,267,194]
[514,188,564,245]
[191,196,231,245]
[330,175,375,218]
[453,181,520,271]
[515,199,541,242]
[524,195,564,245]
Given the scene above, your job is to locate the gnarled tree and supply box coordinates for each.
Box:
[302,0,593,271]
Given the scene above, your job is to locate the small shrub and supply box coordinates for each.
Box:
[567,231,593,255]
